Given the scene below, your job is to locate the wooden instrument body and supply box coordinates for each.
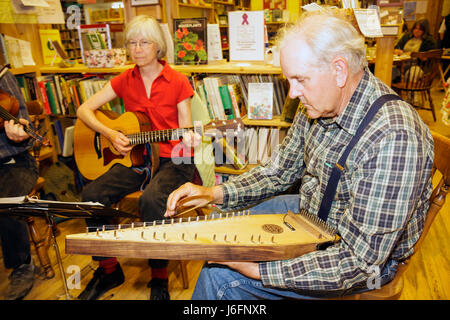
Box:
[74,110,153,181]
[0,89,19,129]
[66,212,337,261]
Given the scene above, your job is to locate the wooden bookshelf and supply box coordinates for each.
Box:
[241,114,291,128]
[39,62,282,75]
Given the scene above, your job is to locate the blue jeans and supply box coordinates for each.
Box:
[191,195,398,300]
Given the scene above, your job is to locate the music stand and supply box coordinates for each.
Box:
[0,196,137,300]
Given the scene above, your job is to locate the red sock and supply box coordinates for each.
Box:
[99,258,118,274]
[151,267,168,279]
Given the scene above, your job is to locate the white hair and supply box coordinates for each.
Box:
[277,10,367,74]
[125,15,167,60]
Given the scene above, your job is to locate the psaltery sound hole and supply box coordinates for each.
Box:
[262,224,284,234]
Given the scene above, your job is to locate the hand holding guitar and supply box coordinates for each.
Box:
[106,128,133,156]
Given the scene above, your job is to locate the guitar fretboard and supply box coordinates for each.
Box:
[126,126,201,145]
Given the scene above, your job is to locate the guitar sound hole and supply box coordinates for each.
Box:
[262,224,284,234]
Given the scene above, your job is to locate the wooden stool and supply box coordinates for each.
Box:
[115,191,195,290]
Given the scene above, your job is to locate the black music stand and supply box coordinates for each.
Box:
[0,196,136,300]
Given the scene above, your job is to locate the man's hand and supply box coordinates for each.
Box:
[165,183,223,217]
[4,119,30,143]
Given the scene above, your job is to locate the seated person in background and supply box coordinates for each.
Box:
[76,15,200,301]
[392,19,437,83]
[394,19,437,56]
[165,10,434,300]
[0,67,39,300]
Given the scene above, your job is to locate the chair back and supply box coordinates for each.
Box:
[413,131,450,252]
[404,49,443,90]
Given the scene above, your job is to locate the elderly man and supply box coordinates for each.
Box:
[165,10,434,299]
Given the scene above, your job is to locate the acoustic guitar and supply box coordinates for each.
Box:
[74,110,244,180]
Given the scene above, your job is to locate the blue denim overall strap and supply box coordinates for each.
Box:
[317,94,402,222]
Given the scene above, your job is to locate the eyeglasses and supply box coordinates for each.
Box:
[127,40,153,49]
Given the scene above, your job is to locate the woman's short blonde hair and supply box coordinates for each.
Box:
[276,9,367,74]
[125,15,167,60]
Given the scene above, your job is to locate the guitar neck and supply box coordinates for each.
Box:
[126,127,192,145]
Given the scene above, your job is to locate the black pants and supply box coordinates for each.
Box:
[81,157,196,268]
[0,151,38,269]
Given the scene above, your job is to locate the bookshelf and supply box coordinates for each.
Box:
[38,61,289,177]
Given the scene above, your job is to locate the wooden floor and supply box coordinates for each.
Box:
[0,87,449,301]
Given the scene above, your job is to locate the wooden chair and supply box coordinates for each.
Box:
[391,49,443,121]
[25,100,55,279]
[114,169,204,290]
[340,130,449,300]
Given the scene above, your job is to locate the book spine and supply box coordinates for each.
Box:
[218,85,235,120]
[227,84,241,118]
[37,81,51,115]
[45,81,58,114]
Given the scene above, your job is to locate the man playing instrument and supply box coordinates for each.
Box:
[76,15,200,300]
[165,10,434,299]
[0,67,39,300]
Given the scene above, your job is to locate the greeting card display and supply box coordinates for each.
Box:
[173,18,208,65]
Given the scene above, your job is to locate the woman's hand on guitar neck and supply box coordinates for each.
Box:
[107,129,133,156]
[4,119,29,143]
[165,183,224,217]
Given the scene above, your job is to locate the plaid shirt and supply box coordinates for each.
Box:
[221,69,434,292]
[0,69,32,161]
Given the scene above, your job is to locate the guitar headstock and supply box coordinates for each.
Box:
[202,118,245,138]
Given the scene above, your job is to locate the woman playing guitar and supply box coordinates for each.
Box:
[76,15,200,301]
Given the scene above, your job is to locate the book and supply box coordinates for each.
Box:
[85,33,107,50]
[227,84,241,118]
[78,24,112,64]
[173,18,208,65]
[218,85,235,120]
[3,35,23,68]
[247,82,273,120]
[37,79,51,115]
[39,29,63,65]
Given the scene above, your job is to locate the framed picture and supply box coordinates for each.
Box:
[377,0,403,7]
[131,0,159,6]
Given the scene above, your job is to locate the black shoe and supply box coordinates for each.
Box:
[78,264,125,300]
[147,278,170,300]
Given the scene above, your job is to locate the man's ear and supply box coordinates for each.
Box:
[333,57,348,88]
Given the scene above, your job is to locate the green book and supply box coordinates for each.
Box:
[45,81,58,114]
[218,85,235,120]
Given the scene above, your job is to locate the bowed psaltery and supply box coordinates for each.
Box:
[65,209,338,261]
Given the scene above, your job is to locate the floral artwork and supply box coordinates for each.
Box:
[84,48,126,68]
[173,18,208,65]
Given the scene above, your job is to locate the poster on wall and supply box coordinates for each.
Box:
[403,1,417,21]
[228,11,265,62]
[173,18,208,65]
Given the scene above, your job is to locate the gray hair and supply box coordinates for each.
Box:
[125,15,167,60]
[277,10,367,74]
